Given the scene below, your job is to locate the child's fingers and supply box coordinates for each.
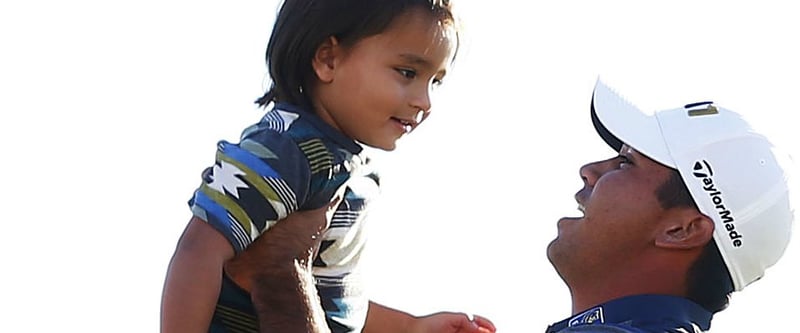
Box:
[471,314,496,332]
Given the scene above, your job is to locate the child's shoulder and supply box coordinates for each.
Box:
[242,105,317,141]
[242,104,364,167]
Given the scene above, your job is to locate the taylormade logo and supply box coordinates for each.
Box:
[692,160,743,247]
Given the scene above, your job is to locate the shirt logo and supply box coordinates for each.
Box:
[692,160,743,247]
[569,306,604,327]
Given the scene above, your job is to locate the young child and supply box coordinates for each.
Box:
[161,1,495,332]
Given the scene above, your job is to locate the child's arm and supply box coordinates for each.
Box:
[363,302,496,333]
[163,129,315,332]
[161,217,234,333]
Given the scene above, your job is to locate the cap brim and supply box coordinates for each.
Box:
[590,80,675,168]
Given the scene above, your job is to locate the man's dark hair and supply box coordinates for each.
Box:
[656,169,735,313]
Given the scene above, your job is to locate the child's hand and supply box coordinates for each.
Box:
[410,312,496,333]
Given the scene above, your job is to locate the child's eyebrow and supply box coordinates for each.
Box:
[398,53,448,75]
[398,53,432,68]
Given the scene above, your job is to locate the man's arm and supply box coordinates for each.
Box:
[225,191,496,333]
[225,200,340,333]
[250,260,330,333]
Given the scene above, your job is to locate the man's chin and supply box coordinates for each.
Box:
[545,240,571,284]
[545,238,561,265]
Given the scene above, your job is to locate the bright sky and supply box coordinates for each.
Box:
[1,1,797,332]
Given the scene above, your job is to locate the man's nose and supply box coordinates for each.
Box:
[579,158,615,187]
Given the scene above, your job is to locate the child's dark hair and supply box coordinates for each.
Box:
[254,0,459,109]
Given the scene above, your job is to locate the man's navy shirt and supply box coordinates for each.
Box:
[545,295,713,333]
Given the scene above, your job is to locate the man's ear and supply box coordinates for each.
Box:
[655,208,714,250]
[311,36,340,83]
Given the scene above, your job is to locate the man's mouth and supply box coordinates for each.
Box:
[563,205,585,220]
[571,189,589,218]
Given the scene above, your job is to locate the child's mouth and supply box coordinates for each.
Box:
[392,117,414,133]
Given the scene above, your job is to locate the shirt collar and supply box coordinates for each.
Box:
[274,102,363,154]
[545,295,713,333]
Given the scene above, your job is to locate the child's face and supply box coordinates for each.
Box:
[311,8,456,151]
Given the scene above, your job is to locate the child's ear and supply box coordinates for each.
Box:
[312,36,340,83]
[655,208,714,250]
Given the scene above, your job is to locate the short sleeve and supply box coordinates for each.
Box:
[188,129,311,253]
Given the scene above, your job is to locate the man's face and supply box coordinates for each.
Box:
[547,144,675,285]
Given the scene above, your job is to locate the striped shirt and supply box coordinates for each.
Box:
[189,103,379,332]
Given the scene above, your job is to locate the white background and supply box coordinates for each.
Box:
[1,1,797,332]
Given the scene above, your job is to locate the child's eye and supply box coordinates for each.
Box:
[396,68,417,79]
[432,77,444,86]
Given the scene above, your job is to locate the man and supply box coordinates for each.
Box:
[544,80,794,332]
[231,80,794,333]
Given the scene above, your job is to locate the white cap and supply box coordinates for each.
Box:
[590,79,794,291]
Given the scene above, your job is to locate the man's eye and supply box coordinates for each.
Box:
[618,155,632,167]
[396,68,416,79]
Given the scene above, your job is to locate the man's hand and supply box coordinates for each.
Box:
[224,205,332,291]
[224,194,344,333]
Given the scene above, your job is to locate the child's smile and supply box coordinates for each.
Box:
[310,8,457,150]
